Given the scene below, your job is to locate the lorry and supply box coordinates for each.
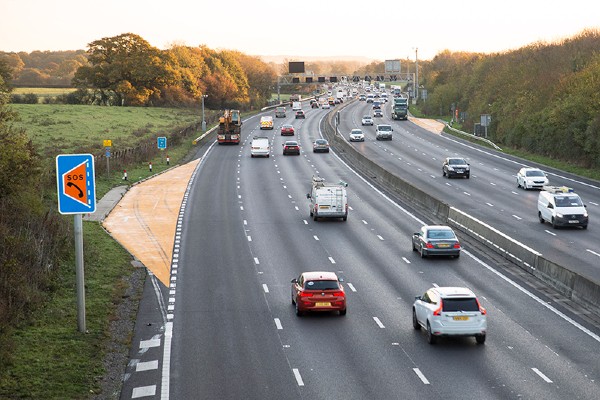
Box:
[290,94,301,103]
[217,109,242,144]
[392,97,408,120]
[306,176,348,222]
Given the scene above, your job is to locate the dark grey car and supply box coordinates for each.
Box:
[442,157,470,179]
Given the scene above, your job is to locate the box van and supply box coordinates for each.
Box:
[306,176,348,221]
[260,116,273,130]
[537,186,588,229]
[275,107,286,118]
[250,136,270,158]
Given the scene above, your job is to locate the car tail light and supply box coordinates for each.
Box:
[433,299,443,316]
[453,243,461,249]
[426,242,434,249]
[299,291,313,298]
[332,291,345,297]
[476,298,487,315]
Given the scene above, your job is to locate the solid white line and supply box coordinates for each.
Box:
[373,317,385,328]
[313,235,319,241]
[132,385,157,398]
[466,249,600,342]
[293,369,304,386]
[136,360,159,372]
[512,215,522,220]
[161,322,173,399]
[586,249,600,257]
[347,283,357,292]
[274,318,283,330]
[413,368,430,385]
[254,257,260,264]
[328,257,336,264]
[262,284,269,293]
[377,235,384,240]
[532,368,553,383]
[545,230,557,236]
[402,257,411,264]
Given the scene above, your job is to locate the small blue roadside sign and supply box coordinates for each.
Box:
[157,137,167,149]
[56,154,96,214]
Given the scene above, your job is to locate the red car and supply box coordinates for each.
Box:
[282,140,300,155]
[280,124,295,136]
[291,271,346,316]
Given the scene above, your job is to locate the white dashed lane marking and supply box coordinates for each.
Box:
[413,368,430,385]
[532,368,553,383]
[293,369,304,386]
[347,283,356,292]
[373,317,385,328]
[262,284,269,293]
[274,318,283,330]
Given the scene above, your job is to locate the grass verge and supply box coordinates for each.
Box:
[0,222,138,399]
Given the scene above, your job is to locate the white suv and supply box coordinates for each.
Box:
[413,287,487,344]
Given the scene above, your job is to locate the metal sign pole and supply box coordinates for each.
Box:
[74,214,86,333]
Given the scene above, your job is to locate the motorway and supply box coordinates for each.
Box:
[159,102,600,399]
[339,99,600,281]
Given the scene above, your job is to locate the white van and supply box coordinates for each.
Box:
[260,116,273,130]
[250,136,270,158]
[537,186,588,229]
[306,176,348,221]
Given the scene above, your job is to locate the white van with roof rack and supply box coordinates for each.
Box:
[537,186,588,229]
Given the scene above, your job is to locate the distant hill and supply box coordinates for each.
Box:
[257,55,375,64]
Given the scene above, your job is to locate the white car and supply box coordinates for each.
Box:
[517,167,549,190]
[349,129,365,142]
[413,287,487,345]
[361,115,373,126]
[321,103,331,109]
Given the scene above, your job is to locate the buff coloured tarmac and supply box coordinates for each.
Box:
[92,118,444,287]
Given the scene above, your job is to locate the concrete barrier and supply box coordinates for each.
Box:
[322,105,600,313]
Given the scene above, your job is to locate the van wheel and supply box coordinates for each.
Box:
[475,334,486,344]
[538,212,545,223]
[313,215,318,221]
[582,224,588,230]
[551,217,557,229]
[517,179,521,188]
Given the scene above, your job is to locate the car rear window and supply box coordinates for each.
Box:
[442,298,479,312]
[427,230,455,239]
[305,280,340,290]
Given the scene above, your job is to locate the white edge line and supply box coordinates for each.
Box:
[262,284,269,293]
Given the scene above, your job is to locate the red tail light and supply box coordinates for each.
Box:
[433,299,443,316]
[426,242,434,249]
[476,298,487,315]
[453,243,461,249]
[299,291,313,298]
[332,291,345,297]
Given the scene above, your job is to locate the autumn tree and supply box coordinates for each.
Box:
[73,33,177,105]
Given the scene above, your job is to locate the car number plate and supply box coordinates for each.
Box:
[319,205,330,209]
[315,302,331,307]
[453,316,469,321]
[568,220,579,223]
[437,244,450,248]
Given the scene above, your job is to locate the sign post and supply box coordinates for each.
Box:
[56,154,96,333]
[103,140,112,178]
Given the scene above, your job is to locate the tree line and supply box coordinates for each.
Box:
[418,29,600,168]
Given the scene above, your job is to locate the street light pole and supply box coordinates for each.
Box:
[415,47,419,102]
[201,94,208,131]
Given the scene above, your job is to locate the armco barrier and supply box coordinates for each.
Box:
[321,104,600,313]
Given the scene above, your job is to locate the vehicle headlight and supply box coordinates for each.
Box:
[583,211,588,217]
[447,166,454,171]
[556,213,563,218]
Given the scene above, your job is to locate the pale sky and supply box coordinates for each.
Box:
[1,0,599,61]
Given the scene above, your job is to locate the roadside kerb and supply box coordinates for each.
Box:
[322,105,600,314]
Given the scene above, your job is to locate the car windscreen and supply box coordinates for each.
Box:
[305,280,340,290]
[442,298,479,312]
[449,158,466,165]
[526,170,545,177]
[555,196,583,207]
[378,126,392,131]
[427,230,456,239]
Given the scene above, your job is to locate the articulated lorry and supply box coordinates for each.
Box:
[392,97,408,120]
[306,176,348,221]
[217,109,242,144]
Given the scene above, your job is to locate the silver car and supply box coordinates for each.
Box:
[361,115,373,126]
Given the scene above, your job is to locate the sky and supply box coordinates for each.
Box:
[1,0,599,61]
